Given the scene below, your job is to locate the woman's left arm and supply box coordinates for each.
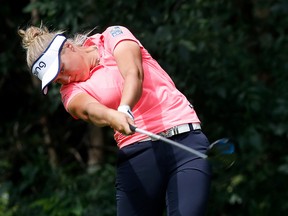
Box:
[113,40,144,110]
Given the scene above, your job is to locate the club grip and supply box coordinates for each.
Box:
[129,124,137,132]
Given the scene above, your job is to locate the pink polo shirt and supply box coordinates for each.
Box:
[60,26,200,148]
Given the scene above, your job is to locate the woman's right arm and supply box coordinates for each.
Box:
[67,92,134,135]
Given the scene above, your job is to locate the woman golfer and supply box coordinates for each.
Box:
[19,24,211,216]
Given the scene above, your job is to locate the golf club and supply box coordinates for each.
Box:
[129,124,236,170]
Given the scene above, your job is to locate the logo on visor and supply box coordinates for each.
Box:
[33,61,46,77]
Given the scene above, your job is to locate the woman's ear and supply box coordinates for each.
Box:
[64,42,75,51]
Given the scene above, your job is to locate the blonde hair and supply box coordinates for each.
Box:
[18,24,65,69]
[18,24,95,69]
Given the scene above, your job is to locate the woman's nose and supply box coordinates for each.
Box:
[53,74,70,84]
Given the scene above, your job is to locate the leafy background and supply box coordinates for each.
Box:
[1,0,288,215]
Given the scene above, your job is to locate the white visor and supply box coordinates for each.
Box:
[31,34,67,95]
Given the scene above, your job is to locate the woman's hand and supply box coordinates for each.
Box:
[107,109,135,135]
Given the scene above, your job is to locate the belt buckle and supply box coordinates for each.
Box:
[150,130,170,141]
[155,125,184,140]
[159,128,174,138]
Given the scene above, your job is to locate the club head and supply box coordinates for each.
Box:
[207,138,236,171]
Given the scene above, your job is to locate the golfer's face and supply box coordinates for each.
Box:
[54,44,90,84]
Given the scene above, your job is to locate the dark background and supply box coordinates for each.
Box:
[1,0,288,215]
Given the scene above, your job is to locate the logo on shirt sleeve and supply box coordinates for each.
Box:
[110,26,123,37]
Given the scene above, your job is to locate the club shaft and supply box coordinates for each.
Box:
[135,128,208,159]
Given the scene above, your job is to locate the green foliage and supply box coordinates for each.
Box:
[1,0,288,215]
[3,159,116,216]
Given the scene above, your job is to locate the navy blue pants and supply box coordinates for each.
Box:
[116,130,211,216]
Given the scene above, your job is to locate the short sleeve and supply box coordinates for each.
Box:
[103,26,143,53]
[60,84,84,113]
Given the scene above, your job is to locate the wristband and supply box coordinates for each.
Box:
[117,105,134,120]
